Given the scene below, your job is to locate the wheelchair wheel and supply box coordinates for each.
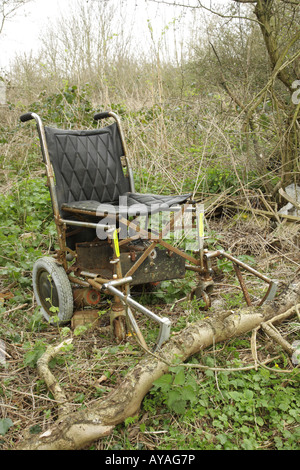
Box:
[32,257,74,325]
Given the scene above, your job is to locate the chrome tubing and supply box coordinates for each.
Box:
[103,282,171,351]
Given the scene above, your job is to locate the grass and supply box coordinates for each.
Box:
[0,197,299,450]
[0,89,299,451]
[1,311,299,450]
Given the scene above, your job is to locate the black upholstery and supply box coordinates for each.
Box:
[45,122,130,217]
[61,192,191,216]
[44,122,191,219]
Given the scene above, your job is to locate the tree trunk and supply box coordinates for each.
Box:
[16,282,300,450]
[235,0,300,186]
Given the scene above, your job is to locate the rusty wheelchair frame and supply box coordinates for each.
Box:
[20,111,278,351]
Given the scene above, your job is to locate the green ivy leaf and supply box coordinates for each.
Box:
[256,417,264,426]
[244,390,254,400]
[173,368,185,386]
[0,418,13,436]
[182,384,197,404]
[216,434,227,445]
[153,374,173,392]
[166,391,187,414]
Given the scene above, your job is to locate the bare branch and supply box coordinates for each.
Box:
[0,0,32,36]
[17,282,300,450]
[36,338,74,421]
[149,0,263,25]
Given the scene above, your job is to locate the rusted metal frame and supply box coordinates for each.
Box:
[185,250,212,274]
[88,278,105,290]
[68,275,90,287]
[204,249,278,304]
[186,251,214,301]
[166,201,198,237]
[117,212,200,275]
[119,203,193,241]
[223,251,274,284]
[205,250,273,284]
[29,114,68,268]
[116,214,154,277]
[159,203,202,267]
[107,277,149,349]
[30,114,60,219]
[185,264,202,273]
[232,263,252,306]
[63,203,201,278]
[160,201,201,239]
[87,276,132,294]
[102,281,171,351]
[61,205,118,220]
[59,218,114,232]
[125,241,159,277]
[120,214,149,243]
[63,212,146,247]
[62,203,201,268]
[87,276,112,286]
[160,204,184,238]
[159,239,200,266]
[106,111,135,193]
[55,221,68,270]
[125,306,149,350]
[61,206,97,217]
[56,219,115,270]
[89,274,149,349]
[118,209,200,268]
[118,234,141,246]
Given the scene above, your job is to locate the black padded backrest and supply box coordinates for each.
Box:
[44,122,130,215]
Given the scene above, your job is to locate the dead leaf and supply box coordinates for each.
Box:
[0,291,14,304]
[97,375,108,384]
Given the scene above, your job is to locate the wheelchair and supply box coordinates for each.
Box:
[20,111,278,351]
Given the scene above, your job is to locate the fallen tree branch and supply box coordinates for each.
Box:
[176,355,281,372]
[4,303,28,317]
[261,322,294,354]
[17,282,300,450]
[36,338,74,421]
[223,202,300,222]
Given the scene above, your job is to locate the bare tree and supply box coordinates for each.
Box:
[239,0,300,187]
[151,0,300,188]
[0,0,32,36]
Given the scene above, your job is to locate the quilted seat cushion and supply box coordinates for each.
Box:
[44,122,130,216]
[61,192,192,216]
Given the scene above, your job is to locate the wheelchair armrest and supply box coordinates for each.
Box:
[94,112,111,121]
[20,112,35,122]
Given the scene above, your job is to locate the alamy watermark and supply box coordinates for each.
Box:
[292,80,300,105]
[95,198,204,251]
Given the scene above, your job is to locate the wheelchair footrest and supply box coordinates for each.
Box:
[103,280,171,351]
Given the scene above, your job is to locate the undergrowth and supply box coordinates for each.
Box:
[0,87,299,451]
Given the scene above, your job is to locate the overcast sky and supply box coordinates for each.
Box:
[0,0,208,69]
[1,0,64,68]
